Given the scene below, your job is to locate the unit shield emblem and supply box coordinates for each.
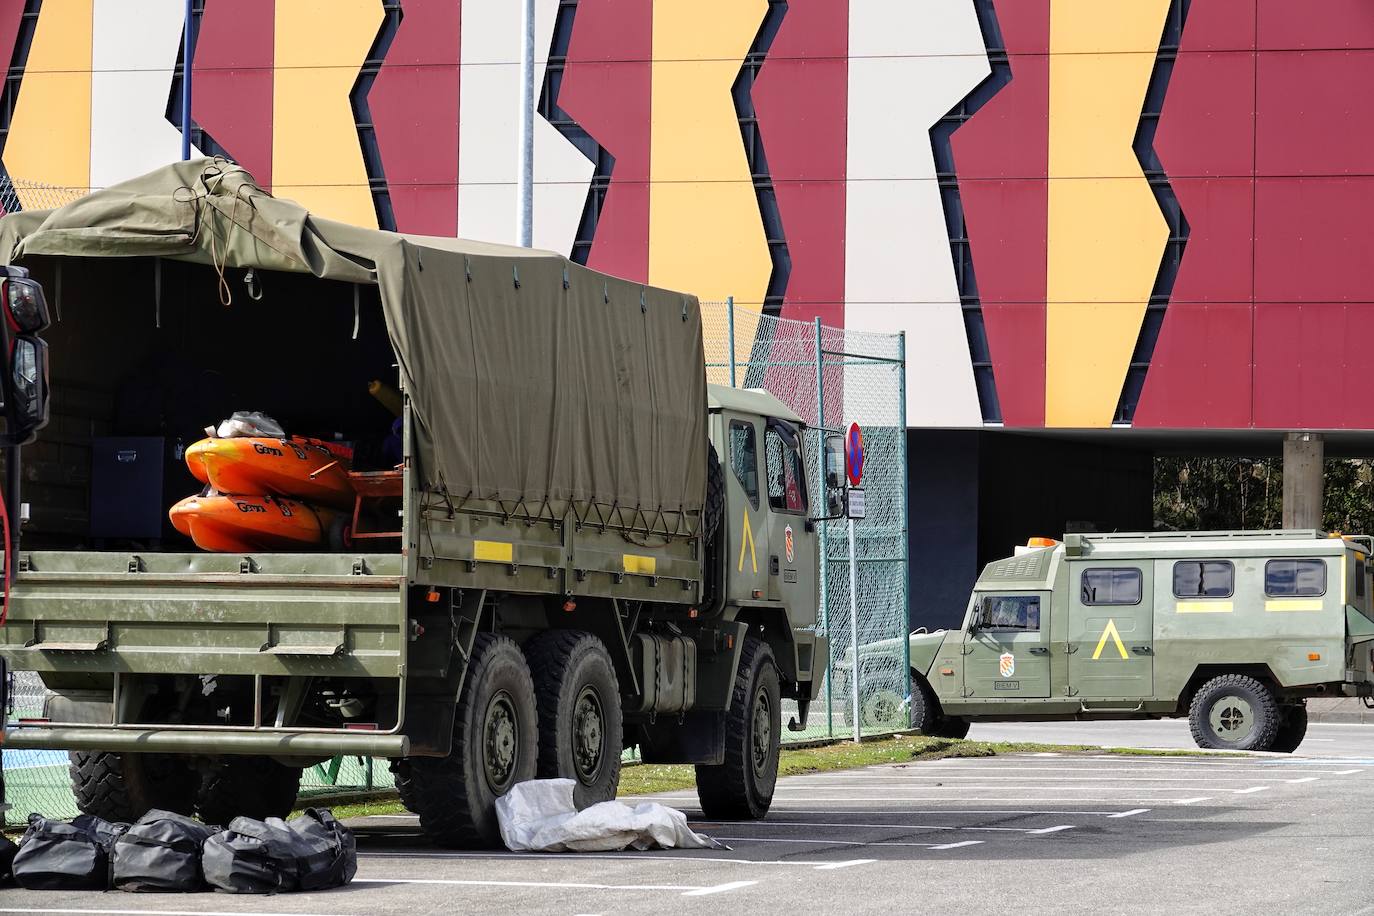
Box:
[785,525,794,563]
[999,652,1015,678]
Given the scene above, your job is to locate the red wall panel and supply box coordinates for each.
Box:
[193,0,275,189]
[950,0,1051,426]
[0,0,27,212]
[753,0,847,327]
[370,0,461,236]
[1256,50,1374,178]
[558,0,651,283]
[1257,0,1374,50]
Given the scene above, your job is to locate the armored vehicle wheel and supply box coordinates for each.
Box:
[1188,674,1282,751]
[197,756,301,826]
[908,675,971,739]
[1270,704,1308,753]
[69,750,198,823]
[525,630,623,809]
[398,633,538,847]
[696,637,780,820]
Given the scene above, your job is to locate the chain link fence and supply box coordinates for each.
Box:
[5,292,907,826]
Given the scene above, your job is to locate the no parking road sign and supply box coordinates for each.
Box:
[846,422,864,487]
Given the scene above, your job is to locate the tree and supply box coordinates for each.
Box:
[1154,457,1374,534]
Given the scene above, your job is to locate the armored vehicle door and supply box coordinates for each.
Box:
[1067,563,1153,698]
[762,419,813,609]
[963,592,1051,699]
[725,416,768,602]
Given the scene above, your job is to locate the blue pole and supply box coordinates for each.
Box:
[181,0,193,160]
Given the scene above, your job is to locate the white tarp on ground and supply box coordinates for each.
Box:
[495,780,726,853]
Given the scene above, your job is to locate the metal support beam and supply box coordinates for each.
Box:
[517,0,535,247]
[1282,432,1324,530]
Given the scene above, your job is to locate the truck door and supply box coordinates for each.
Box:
[762,419,812,610]
[725,416,768,602]
[1067,563,1153,699]
[963,592,1051,699]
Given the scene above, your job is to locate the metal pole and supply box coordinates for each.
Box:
[727,297,737,387]
[815,317,831,737]
[848,515,860,743]
[517,0,535,247]
[181,0,193,160]
[898,331,911,718]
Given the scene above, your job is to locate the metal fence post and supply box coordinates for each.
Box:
[814,317,831,737]
[898,331,911,716]
[727,296,737,387]
[181,0,193,160]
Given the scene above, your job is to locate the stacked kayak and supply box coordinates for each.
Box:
[171,436,353,552]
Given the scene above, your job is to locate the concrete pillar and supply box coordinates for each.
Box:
[1283,432,1324,530]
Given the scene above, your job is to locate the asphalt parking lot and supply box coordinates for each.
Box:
[8,721,1374,915]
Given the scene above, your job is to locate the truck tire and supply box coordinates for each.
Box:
[69,750,198,823]
[1188,674,1282,751]
[909,675,972,739]
[525,630,623,809]
[399,633,538,847]
[1270,704,1308,754]
[696,636,780,820]
[196,756,302,826]
[704,445,724,543]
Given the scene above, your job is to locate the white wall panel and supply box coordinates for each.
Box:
[458,0,592,251]
[90,0,199,189]
[844,0,988,427]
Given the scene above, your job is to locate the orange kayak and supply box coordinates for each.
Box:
[169,494,337,553]
[186,437,354,510]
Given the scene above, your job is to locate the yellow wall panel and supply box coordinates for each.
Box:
[648,0,770,383]
[6,0,93,206]
[1045,0,1170,427]
[272,0,380,228]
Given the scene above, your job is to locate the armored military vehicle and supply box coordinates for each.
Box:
[0,161,836,845]
[847,530,1374,752]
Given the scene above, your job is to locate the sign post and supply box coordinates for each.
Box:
[846,423,865,742]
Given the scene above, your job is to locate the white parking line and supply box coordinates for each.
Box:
[1025,825,1075,835]
[930,841,985,851]
[0,910,347,916]
[1332,769,1365,775]
[354,876,755,897]
[712,836,956,850]
[360,850,864,870]
[774,774,1301,783]
[1108,809,1150,818]
[1175,797,1211,805]
[696,819,1056,834]
[814,859,879,870]
[1234,786,1270,795]
[1286,777,1320,784]
[807,765,1338,776]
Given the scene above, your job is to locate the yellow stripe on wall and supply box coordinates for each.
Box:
[1044,0,1170,427]
[474,540,513,563]
[648,0,771,386]
[1175,601,1234,614]
[1265,599,1324,612]
[272,0,380,228]
[6,0,93,205]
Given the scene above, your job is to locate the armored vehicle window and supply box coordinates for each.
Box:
[978,595,1040,631]
[1081,568,1142,606]
[764,420,807,514]
[1173,561,1234,598]
[1265,559,1327,598]
[729,421,759,510]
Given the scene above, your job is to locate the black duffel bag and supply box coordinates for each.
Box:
[13,813,127,890]
[0,831,17,886]
[289,808,356,892]
[202,816,298,894]
[113,809,217,892]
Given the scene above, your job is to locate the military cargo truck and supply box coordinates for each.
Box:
[0,161,836,845]
[844,530,1374,752]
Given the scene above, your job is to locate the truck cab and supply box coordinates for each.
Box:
[896,530,1374,752]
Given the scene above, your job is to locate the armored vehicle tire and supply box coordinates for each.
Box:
[525,629,623,809]
[908,675,971,739]
[1188,674,1282,751]
[696,636,781,820]
[704,444,724,543]
[1270,704,1309,754]
[398,633,538,847]
[197,756,302,826]
[69,750,198,823]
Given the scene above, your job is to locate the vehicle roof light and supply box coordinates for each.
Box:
[1026,537,1059,549]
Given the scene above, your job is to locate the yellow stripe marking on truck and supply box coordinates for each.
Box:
[474,540,513,563]
[623,554,657,576]
[1175,601,1233,614]
[1265,599,1324,612]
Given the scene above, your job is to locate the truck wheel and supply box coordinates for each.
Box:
[400,633,538,847]
[909,675,972,739]
[196,756,302,826]
[525,630,623,809]
[1188,674,1282,751]
[69,750,198,822]
[703,444,724,543]
[1270,704,1308,754]
[696,636,780,820]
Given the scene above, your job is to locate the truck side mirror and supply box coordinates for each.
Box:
[817,433,847,520]
[0,270,51,446]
